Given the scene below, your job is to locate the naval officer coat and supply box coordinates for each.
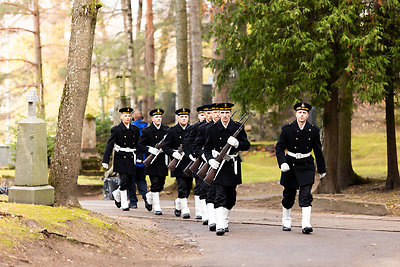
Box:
[102,122,140,175]
[275,120,326,188]
[137,122,169,177]
[162,123,192,178]
[204,119,250,186]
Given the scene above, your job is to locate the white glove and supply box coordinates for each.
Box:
[189,154,196,161]
[172,151,183,160]
[227,136,239,148]
[280,163,290,172]
[148,146,159,156]
[319,173,326,179]
[102,163,109,169]
[209,159,220,170]
[201,154,207,162]
[212,149,220,158]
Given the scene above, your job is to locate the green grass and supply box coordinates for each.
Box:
[241,151,280,183]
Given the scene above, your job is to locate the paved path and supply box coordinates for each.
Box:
[80,199,400,266]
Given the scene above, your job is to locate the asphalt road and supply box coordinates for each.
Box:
[80,199,400,267]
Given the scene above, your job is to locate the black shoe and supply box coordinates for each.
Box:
[302,227,313,234]
[282,226,291,231]
[216,228,225,236]
[154,211,163,215]
[174,209,181,217]
[114,200,121,208]
[195,215,202,220]
[129,202,138,209]
[225,227,229,232]
[122,207,130,211]
[183,213,190,219]
[209,223,216,231]
[202,220,208,225]
[143,196,152,211]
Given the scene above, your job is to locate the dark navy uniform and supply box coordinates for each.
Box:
[275,120,325,207]
[163,122,192,196]
[102,122,140,190]
[138,122,169,192]
[204,119,250,208]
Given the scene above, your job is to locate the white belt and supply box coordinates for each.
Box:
[213,149,239,175]
[114,144,137,162]
[287,151,311,159]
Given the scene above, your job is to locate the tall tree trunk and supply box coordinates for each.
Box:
[135,0,143,109]
[33,0,45,119]
[157,2,175,80]
[175,0,190,108]
[144,0,155,121]
[211,4,229,103]
[315,86,340,194]
[98,63,105,120]
[384,86,400,190]
[189,0,202,123]
[121,0,136,108]
[48,0,101,207]
[337,83,364,189]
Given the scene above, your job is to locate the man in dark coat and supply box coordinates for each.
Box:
[204,103,250,235]
[193,103,219,230]
[163,108,192,219]
[182,105,207,220]
[102,107,140,211]
[275,102,326,234]
[137,108,169,215]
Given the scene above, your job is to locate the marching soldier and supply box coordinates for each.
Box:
[163,108,193,219]
[137,108,169,215]
[193,103,219,230]
[182,105,208,220]
[204,103,250,236]
[275,102,326,234]
[102,107,140,211]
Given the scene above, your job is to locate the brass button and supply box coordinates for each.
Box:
[309,129,311,131]
[124,136,126,138]
[219,147,222,150]
[307,146,309,149]
[131,156,133,158]
[308,138,311,140]
[124,156,126,158]
[297,130,299,132]
[296,138,298,140]
[293,163,295,166]
[179,136,181,139]
[219,137,222,140]
[124,143,126,145]
[155,136,158,138]
[294,147,297,149]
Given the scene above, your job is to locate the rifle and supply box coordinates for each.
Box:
[143,135,166,167]
[196,113,248,179]
[168,144,183,172]
[183,160,194,176]
[203,114,252,185]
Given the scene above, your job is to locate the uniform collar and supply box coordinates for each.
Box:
[151,122,161,130]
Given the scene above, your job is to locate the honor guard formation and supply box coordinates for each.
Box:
[102,101,325,236]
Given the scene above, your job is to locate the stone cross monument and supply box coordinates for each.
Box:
[8,89,54,205]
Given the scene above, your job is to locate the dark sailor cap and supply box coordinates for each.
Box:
[175,108,190,116]
[218,102,234,111]
[119,107,133,114]
[293,102,312,112]
[149,108,164,116]
[202,104,212,111]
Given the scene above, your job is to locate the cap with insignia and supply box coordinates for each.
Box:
[203,104,212,112]
[175,108,190,116]
[293,102,312,112]
[196,105,206,114]
[210,103,219,110]
[218,102,234,111]
[149,108,164,116]
[119,107,133,114]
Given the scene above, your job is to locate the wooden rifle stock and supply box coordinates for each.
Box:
[203,114,252,185]
[183,161,194,176]
[189,157,202,174]
[168,144,183,172]
[143,135,166,167]
[197,113,246,179]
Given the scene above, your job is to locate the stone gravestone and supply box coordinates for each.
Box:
[8,89,54,205]
[80,116,98,160]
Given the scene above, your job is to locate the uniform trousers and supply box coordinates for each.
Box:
[282,183,313,209]
[214,184,237,210]
[176,176,193,198]
[193,177,202,195]
[128,167,147,203]
[197,178,208,200]
[205,183,216,204]
[119,173,133,191]
[149,175,166,192]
